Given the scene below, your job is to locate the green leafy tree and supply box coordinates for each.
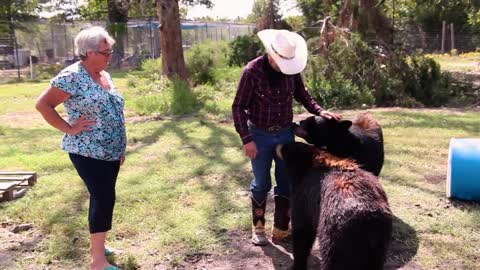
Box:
[284,15,305,31]
[78,0,108,19]
[245,0,268,23]
[412,0,480,32]
[38,0,80,21]
[296,0,343,28]
[0,0,38,21]
[1,0,39,49]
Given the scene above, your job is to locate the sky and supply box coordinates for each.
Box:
[186,0,302,20]
[38,0,301,20]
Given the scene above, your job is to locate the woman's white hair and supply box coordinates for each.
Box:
[75,26,115,59]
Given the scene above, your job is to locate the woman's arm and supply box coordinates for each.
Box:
[35,86,95,135]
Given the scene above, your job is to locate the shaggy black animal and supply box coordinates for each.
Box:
[276,142,392,270]
[293,112,384,176]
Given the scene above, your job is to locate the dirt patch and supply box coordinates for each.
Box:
[0,222,44,269]
[0,111,45,128]
[0,219,423,270]
[424,174,446,185]
[151,228,421,270]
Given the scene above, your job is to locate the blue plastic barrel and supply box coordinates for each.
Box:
[447,138,480,201]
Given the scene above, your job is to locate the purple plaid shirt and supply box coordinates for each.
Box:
[232,54,323,144]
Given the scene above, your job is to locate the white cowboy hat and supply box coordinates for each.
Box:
[257,29,308,75]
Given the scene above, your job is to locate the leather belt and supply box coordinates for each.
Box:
[266,125,282,132]
[248,121,290,133]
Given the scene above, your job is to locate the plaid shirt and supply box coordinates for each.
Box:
[232,54,323,144]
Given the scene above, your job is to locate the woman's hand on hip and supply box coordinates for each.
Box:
[244,141,258,159]
[67,115,96,135]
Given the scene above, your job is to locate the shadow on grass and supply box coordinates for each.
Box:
[384,215,419,270]
[259,216,418,270]
[127,117,245,173]
[123,115,423,269]
[124,116,254,264]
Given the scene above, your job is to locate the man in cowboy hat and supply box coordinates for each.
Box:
[232,29,342,245]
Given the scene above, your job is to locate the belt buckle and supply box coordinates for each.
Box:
[267,125,282,132]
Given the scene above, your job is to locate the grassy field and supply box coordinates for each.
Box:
[0,75,480,269]
[429,52,480,73]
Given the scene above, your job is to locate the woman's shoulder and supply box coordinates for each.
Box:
[50,62,88,92]
[57,61,83,77]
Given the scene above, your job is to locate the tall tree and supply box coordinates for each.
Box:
[297,0,391,42]
[246,0,267,23]
[338,0,391,43]
[296,0,343,26]
[156,0,212,80]
[79,0,131,67]
[1,0,38,27]
[38,0,80,21]
[107,0,130,68]
[248,0,291,31]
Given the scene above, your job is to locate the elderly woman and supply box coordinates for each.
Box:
[36,26,126,270]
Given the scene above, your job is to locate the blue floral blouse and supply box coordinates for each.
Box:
[51,62,127,161]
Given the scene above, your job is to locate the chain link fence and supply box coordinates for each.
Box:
[2,18,480,82]
[0,19,254,81]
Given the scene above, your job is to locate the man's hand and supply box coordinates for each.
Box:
[244,141,258,159]
[320,110,342,121]
[67,115,96,135]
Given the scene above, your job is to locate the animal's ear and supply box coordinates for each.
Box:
[339,120,352,130]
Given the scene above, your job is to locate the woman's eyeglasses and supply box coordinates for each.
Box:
[96,50,114,57]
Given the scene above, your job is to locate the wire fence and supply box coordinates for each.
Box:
[0,19,255,81]
[1,18,480,82]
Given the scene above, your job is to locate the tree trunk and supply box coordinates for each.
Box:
[338,0,392,44]
[107,0,129,68]
[338,0,355,30]
[157,0,187,81]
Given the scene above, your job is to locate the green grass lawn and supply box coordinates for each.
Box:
[429,52,480,72]
[1,77,480,269]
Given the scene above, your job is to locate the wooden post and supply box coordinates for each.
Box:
[205,23,208,41]
[450,22,455,52]
[441,21,446,53]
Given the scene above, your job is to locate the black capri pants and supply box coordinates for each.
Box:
[69,153,121,234]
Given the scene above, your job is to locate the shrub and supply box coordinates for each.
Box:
[307,58,375,109]
[139,58,163,80]
[305,33,469,108]
[185,41,230,85]
[127,75,197,115]
[34,63,63,80]
[228,34,264,66]
[405,55,451,106]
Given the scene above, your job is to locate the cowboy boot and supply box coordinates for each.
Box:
[272,195,290,241]
[251,196,268,246]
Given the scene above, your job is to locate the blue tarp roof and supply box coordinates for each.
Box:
[129,22,218,30]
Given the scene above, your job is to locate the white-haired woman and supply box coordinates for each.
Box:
[36,26,125,270]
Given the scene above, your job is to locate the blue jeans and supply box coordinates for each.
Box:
[249,125,294,203]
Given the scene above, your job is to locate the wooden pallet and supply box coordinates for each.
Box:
[0,172,37,202]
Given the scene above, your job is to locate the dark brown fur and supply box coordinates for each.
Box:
[278,142,392,270]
